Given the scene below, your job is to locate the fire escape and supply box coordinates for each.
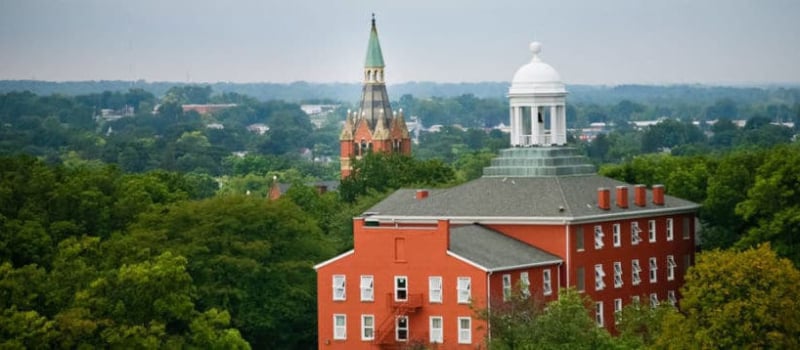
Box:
[374,292,424,349]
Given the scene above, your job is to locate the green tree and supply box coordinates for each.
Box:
[478,288,615,350]
[735,143,800,264]
[655,244,800,349]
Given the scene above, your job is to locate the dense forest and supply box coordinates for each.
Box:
[1,82,799,348]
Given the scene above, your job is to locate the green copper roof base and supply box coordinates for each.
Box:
[482,147,596,177]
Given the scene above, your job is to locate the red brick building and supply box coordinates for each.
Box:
[317,40,699,349]
[339,17,411,179]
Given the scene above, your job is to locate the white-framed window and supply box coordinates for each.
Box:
[666,218,674,241]
[613,223,621,247]
[575,227,585,251]
[458,317,472,344]
[595,264,606,291]
[457,277,471,304]
[632,259,642,285]
[683,254,692,273]
[668,290,676,306]
[395,276,408,301]
[333,275,346,301]
[333,314,346,340]
[360,275,373,302]
[649,257,658,283]
[430,316,443,343]
[595,301,604,327]
[594,225,604,249]
[614,298,623,325]
[683,217,691,240]
[396,316,408,341]
[631,222,642,245]
[502,274,512,301]
[648,219,657,243]
[577,267,585,292]
[667,255,677,281]
[650,293,659,308]
[542,269,552,296]
[520,272,531,298]
[429,276,443,303]
[613,261,623,288]
[361,315,374,341]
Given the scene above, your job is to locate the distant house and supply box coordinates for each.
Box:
[206,123,224,130]
[181,104,237,115]
[247,123,270,135]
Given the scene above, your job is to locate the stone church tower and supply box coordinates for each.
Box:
[340,16,411,179]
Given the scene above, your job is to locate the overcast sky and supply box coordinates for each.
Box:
[1,0,798,85]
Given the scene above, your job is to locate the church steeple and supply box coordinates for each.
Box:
[340,16,411,179]
[365,14,385,70]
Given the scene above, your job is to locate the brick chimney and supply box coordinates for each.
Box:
[616,186,629,209]
[652,184,665,206]
[598,188,611,210]
[416,189,429,200]
[634,184,647,207]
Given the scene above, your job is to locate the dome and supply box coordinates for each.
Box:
[510,42,566,95]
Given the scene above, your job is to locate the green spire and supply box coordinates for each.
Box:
[365,14,385,68]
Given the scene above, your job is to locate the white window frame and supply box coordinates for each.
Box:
[595,264,606,291]
[502,274,512,301]
[360,275,373,302]
[333,275,346,301]
[395,276,408,301]
[577,267,585,292]
[430,316,443,343]
[613,261,623,288]
[650,293,659,308]
[361,314,374,341]
[648,219,657,243]
[575,227,585,251]
[520,271,531,298]
[458,317,472,344]
[683,217,691,240]
[666,218,674,241]
[668,290,676,306]
[667,255,677,281]
[595,301,604,327]
[333,314,346,340]
[631,221,642,245]
[429,276,443,303]
[594,225,604,249]
[614,298,623,325]
[613,223,621,247]
[457,277,471,304]
[542,269,552,296]
[649,257,658,283]
[632,259,642,286]
[396,316,409,342]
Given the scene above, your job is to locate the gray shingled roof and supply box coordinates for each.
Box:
[366,175,698,221]
[449,224,562,271]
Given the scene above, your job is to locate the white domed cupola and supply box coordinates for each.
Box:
[508,42,568,147]
[510,42,566,94]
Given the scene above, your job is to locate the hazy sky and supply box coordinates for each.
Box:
[1,0,798,85]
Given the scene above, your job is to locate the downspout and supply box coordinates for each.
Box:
[487,270,493,344]
[565,223,571,287]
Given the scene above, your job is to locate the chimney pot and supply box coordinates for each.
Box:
[616,186,629,208]
[634,184,647,207]
[652,184,665,206]
[598,188,611,210]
